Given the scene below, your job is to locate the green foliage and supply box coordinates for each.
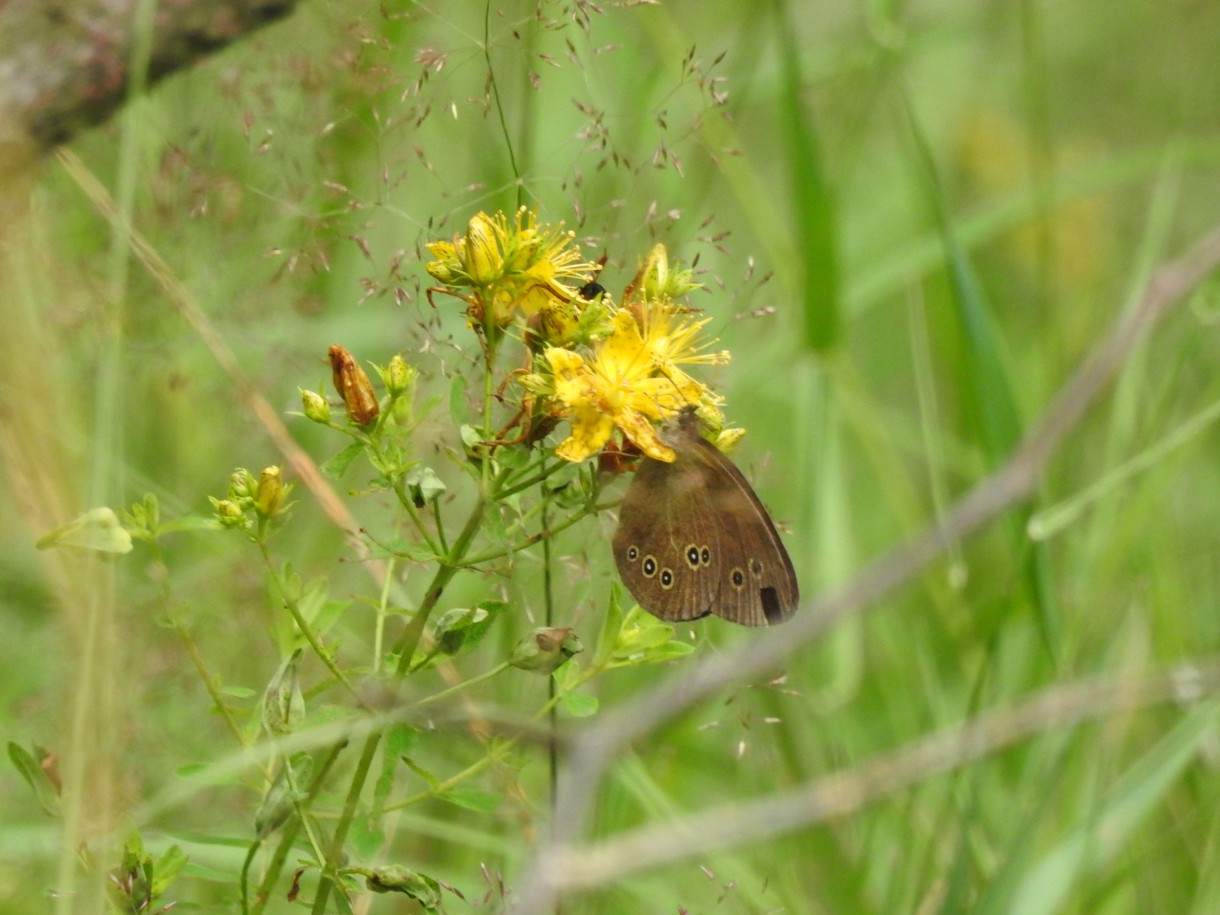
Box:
[8,1,1220,914]
[106,834,187,914]
[7,743,61,817]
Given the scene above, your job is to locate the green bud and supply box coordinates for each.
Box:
[509,627,583,673]
[301,388,331,423]
[383,354,416,396]
[637,243,700,299]
[210,498,246,528]
[254,753,312,838]
[362,865,441,905]
[255,466,290,519]
[261,649,305,736]
[229,468,256,502]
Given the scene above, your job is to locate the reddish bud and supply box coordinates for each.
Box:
[328,345,380,426]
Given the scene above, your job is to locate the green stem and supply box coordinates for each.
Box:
[325,413,441,556]
[259,544,366,708]
[310,483,496,914]
[385,689,567,813]
[372,558,395,675]
[542,490,559,820]
[250,738,346,915]
[461,499,611,567]
[284,760,329,868]
[484,0,522,194]
[146,535,246,744]
[413,661,511,708]
[309,735,377,914]
[495,456,564,499]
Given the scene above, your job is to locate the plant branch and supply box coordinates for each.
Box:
[0,0,297,163]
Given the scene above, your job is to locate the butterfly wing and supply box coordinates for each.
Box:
[687,438,799,626]
[613,414,798,626]
[612,451,722,621]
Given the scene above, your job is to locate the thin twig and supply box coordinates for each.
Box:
[543,657,1220,889]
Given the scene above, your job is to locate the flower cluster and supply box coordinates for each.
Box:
[427,208,732,463]
[426,208,598,334]
[209,466,294,534]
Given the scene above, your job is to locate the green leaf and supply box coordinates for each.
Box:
[460,424,492,461]
[349,813,386,861]
[296,576,330,625]
[421,601,506,664]
[320,441,365,478]
[151,844,188,896]
[774,0,839,352]
[373,724,419,823]
[592,583,628,671]
[36,507,133,554]
[448,374,469,427]
[435,606,490,653]
[404,465,447,506]
[7,742,60,816]
[384,722,418,758]
[308,600,349,640]
[441,788,499,813]
[587,587,694,673]
[560,690,599,718]
[604,606,693,669]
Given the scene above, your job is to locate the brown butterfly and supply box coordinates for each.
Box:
[612,409,799,625]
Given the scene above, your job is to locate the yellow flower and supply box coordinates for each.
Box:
[534,310,717,462]
[635,294,730,396]
[425,208,597,330]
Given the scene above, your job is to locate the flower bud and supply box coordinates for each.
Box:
[633,243,700,300]
[509,627,583,673]
[254,753,312,838]
[465,212,501,285]
[301,388,331,424]
[328,345,380,426]
[211,498,246,528]
[424,240,461,284]
[229,468,256,502]
[362,865,441,905]
[255,466,288,518]
[383,354,416,396]
[261,649,305,736]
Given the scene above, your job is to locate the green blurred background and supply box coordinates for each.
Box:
[7,1,1220,912]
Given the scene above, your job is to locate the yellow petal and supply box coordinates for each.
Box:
[556,408,615,462]
[617,410,676,462]
[465,212,502,284]
[597,311,650,382]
